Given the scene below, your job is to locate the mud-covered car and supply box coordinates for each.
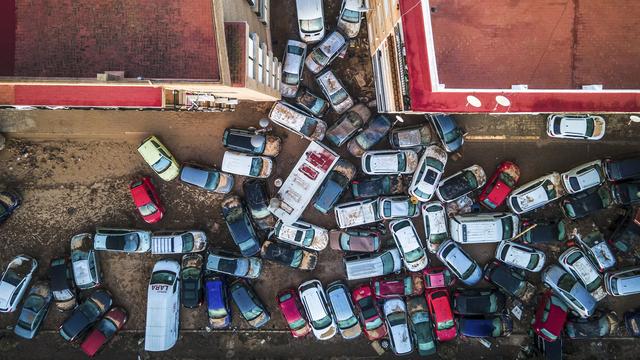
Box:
[508,172,566,215]
[221,196,261,256]
[13,282,52,339]
[427,114,464,153]
[326,104,371,147]
[179,163,234,194]
[421,202,449,253]
[379,196,420,220]
[260,240,318,271]
[243,179,277,230]
[206,251,262,279]
[0,189,21,226]
[371,273,424,298]
[337,0,366,38]
[604,267,640,296]
[558,247,607,301]
[352,175,405,199]
[49,258,77,312]
[273,220,329,251]
[565,311,617,339]
[295,88,330,117]
[389,124,432,150]
[608,208,640,253]
[624,309,640,337]
[70,234,101,291]
[298,280,337,340]
[561,160,605,194]
[426,288,457,342]
[390,219,429,272]
[407,296,437,356]
[316,70,354,114]
[347,115,392,157]
[546,114,606,140]
[362,149,418,175]
[94,228,152,253]
[221,151,273,179]
[313,159,356,214]
[542,265,597,318]
[0,256,36,312]
[352,284,387,341]
[180,254,204,309]
[150,231,208,254]
[59,289,112,342]
[334,198,381,229]
[483,260,536,302]
[575,232,616,272]
[495,241,546,272]
[532,290,568,342]
[222,128,282,157]
[304,31,348,74]
[521,219,567,244]
[383,297,413,356]
[230,279,270,329]
[453,289,506,315]
[409,145,448,202]
[457,315,513,338]
[561,185,612,220]
[327,281,362,340]
[478,161,521,210]
[436,165,487,203]
[280,40,307,98]
[268,101,327,141]
[329,229,380,252]
[611,181,640,206]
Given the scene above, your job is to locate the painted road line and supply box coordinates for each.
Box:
[465,135,540,141]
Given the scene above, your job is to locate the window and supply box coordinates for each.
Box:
[247,35,255,79]
[258,46,264,83]
[265,52,271,86]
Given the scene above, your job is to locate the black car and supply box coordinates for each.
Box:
[624,309,640,336]
[533,333,563,360]
[221,196,261,257]
[222,128,281,157]
[48,258,77,312]
[229,279,271,328]
[522,220,567,244]
[453,289,505,315]
[436,165,485,202]
[611,181,640,205]
[609,208,640,253]
[59,289,113,342]
[243,179,276,230]
[604,157,640,182]
[181,254,204,309]
[565,312,616,339]
[483,261,535,302]
[313,159,356,214]
[294,88,330,118]
[0,190,21,225]
[351,175,406,199]
[260,240,318,271]
[560,185,612,220]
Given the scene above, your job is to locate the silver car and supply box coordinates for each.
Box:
[421,202,449,254]
[305,31,348,74]
[542,265,597,318]
[0,254,38,313]
[70,234,101,290]
[151,231,208,254]
[273,220,329,251]
[604,267,640,296]
[205,251,262,279]
[337,0,366,38]
[13,281,51,339]
[94,228,152,253]
[409,145,448,202]
[316,70,354,114]
[326,281,361,340]
[558,247,606,301]
[280,40,308,97]
[495,241,546,272]
[383,297,413,356]
[436,240,482,286]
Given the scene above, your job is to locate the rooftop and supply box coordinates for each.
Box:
[429,0,640,90]
[1,0,220,80]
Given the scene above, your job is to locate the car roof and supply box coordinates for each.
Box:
[181,166,210,186]
[296,0,323,20]
[559,118,588,135]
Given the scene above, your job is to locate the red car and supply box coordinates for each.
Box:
[532,290,568,342]
[276,289,311,338]
[129,177,164,223]
[80,307,128,357]
[426,289,457,342]
[372,273,424,298]
[423,266,455,290]
[478,161,521,210]
[352,284,387,341]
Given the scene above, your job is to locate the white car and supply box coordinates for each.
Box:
[561,160,605,194]
[334,198,380,228]
[436,240,482,286]
[409,145,448,202]
[421,202,449,254]
[558,247,607,301]
[221,151,273,178]
[361,149,418,175]
[150,231,208,254]
[378,196,420,220]
[449,213,519,244]
[280,40,308,97]
[305,31,348,74]
[390,219,428,272]
[495,241,545,272]
[604,267,640,296]
[337,0,366,38]
[316,70,354,114]
[298,279,337,340]
[94,228,152,253]
[435,165,486,203]
[273,220,329,251]
[383,297,413,356]
[296,0,325,43]
[507,172,565,215]
[0,255,38,313]
[547,114,606,140]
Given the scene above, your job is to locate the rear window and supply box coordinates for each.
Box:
[380,252,396,274]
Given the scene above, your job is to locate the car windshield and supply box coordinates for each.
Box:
[442,128,460,143]
[381,252,396,274]
[300,18,324,33]
[205,172,221,190]
[3,270,21,286]
[216,258,240,274]
[501,217,514,239]
[283,72,299,85]
[499,172,516,187]
[182,267,201,280]
[312,314,332,329]
[152,156,171,173]
[330,89,349,105]
[342,8,360,23]
[53,289,74,301]
[302,230,315,246]
[290,318,307,330]
[527,254,540,269]
[338,315,359,329]
[151,271,176,286]
[356,119,388,149]
[23,294,45,312]
[438,319,454,330]
[387,312,405,327]
[288,45,305,56]
[80,300,101,319]
[138,203,158,216]
[440,171,477,199]
[461,263,478,279]
[425,158,445,172]
[96,318,118,338]
[106,233,139,252]
[585,118,595,136]
[249,158,263,177]
[358,297,379,324]
[311,49,329,66]
[405,247,425,263]
[542,180,557,199]
[557,273,577,292]
[181,233,195,252]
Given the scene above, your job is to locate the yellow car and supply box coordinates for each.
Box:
[137,136,180,181]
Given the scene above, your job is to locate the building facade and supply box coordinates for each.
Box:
[0,0,279,110]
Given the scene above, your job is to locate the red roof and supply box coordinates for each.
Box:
[398,0,640,113]
[0,85,163,108]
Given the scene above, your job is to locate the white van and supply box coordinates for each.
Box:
[334,199,380,228]
[145,259,181,352]
[449,213,519,244]
[343,248,402,280]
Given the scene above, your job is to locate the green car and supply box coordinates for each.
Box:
[407,296,436,356]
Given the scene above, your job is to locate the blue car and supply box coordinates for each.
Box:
[428,114,464,153]
[457,315,513,338]
[14,282,52,339]
[0,190,21,226]
[221,196,261,257]
[205,275,231,329]
[313,159,356,214]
